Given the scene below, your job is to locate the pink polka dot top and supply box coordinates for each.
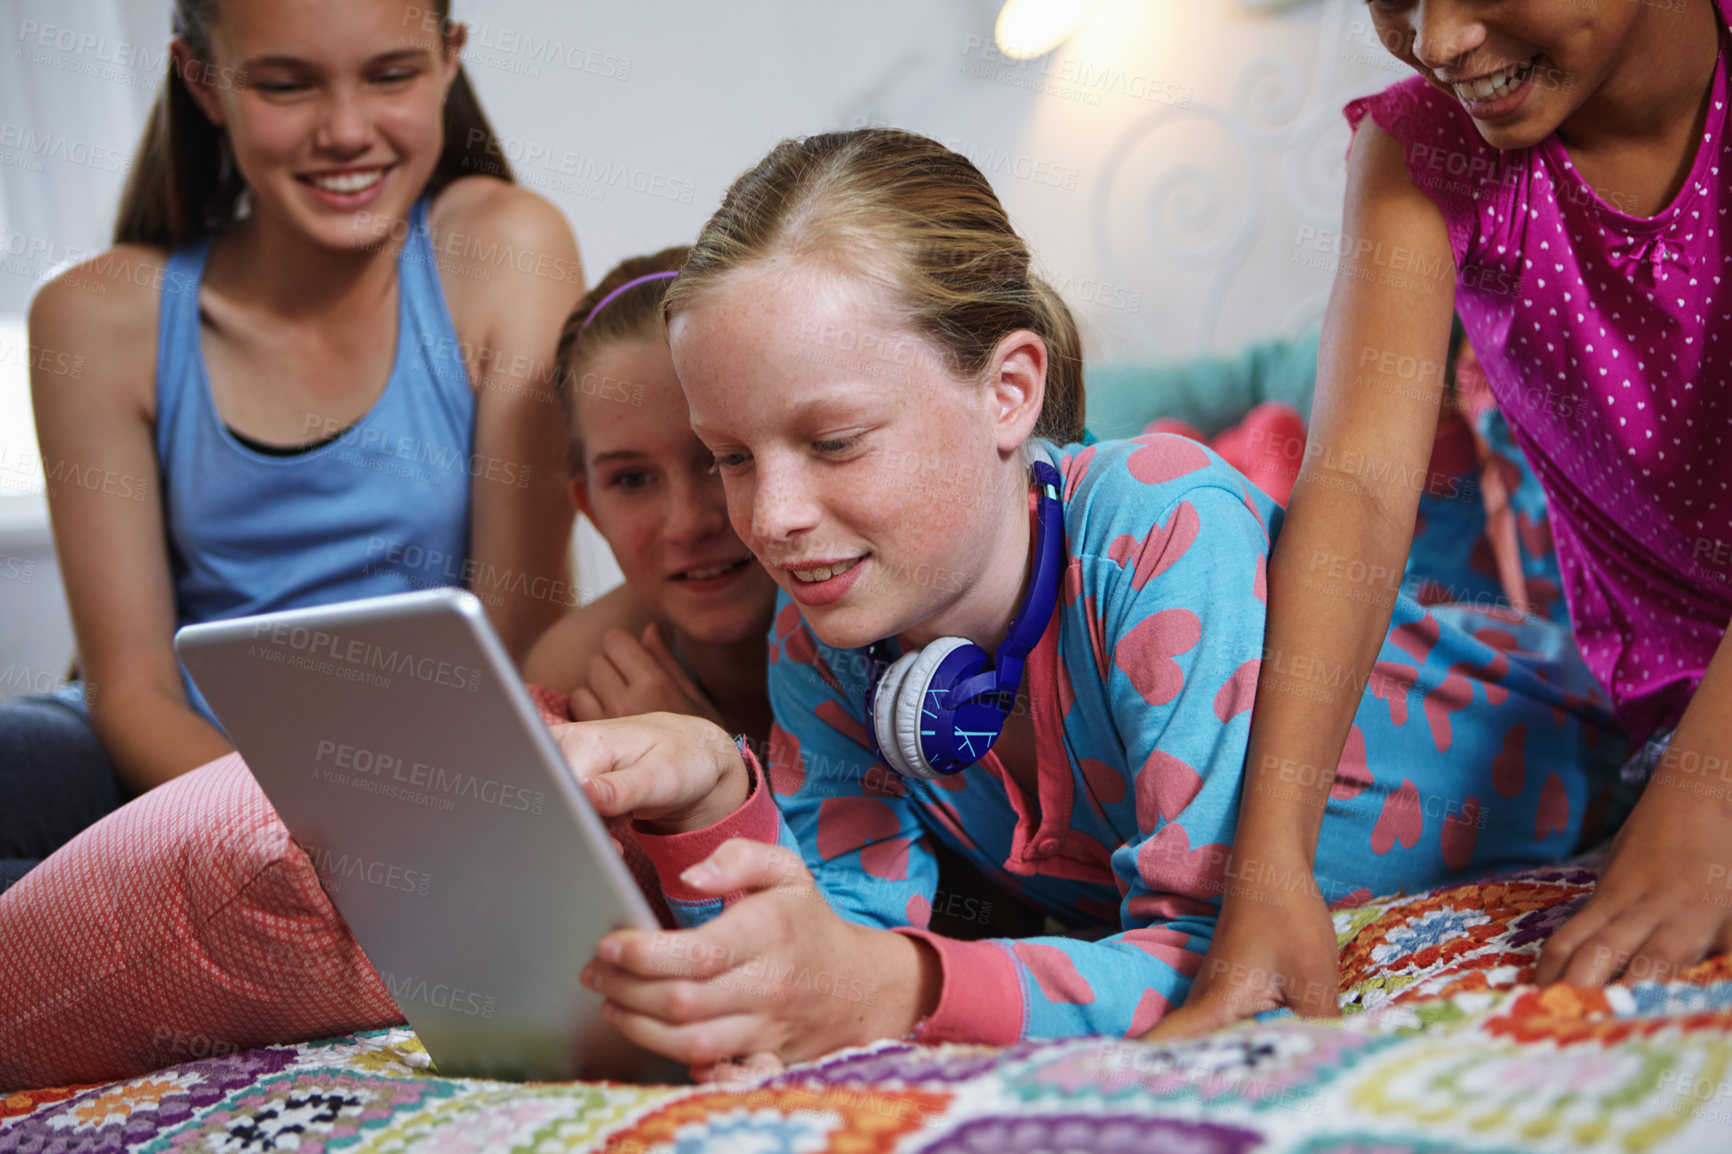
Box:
[1345,21,1732,745]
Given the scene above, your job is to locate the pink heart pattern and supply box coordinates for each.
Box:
[1011,942,1096,1004]
[1534,771,1570,841]
[1127,435,1211,485]
[1213,658,1260,722]
[1135,750,1204,835]
[1105,501,1201,590]
[1370,779,1423,855]
[1115,608,1202,706]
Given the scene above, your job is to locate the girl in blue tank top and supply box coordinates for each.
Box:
[1,0,582,884]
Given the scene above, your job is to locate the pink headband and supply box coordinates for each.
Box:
[581,270,680,331]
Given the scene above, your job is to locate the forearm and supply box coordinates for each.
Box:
[90,682,233,793]
[848,927,940,1046]
[472,505,573,666]
[1237,470,1415,869]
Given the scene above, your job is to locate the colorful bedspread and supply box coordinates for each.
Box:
[6,859,1731,1153]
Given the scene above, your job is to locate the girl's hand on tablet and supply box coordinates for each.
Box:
[552,715,750,834]
[569,625,723,727]
[580,837,940,1071]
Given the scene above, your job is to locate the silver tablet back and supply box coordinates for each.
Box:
[175,589,661,1081]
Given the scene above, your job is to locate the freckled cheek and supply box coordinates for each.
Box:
[597,499,666,584]
[720,479,763,559]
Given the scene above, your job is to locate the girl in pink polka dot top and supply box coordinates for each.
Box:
[1165,0,1732,1038]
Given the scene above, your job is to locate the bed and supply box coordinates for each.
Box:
[6,855,1730,1153]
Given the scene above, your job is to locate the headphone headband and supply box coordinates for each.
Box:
[865,458,1065,779]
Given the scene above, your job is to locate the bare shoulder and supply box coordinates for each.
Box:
[428,176,581,271]
[426,176,584,349]
[1346,118,1447,230]
[521,583,654,690]
[28,244,176,417]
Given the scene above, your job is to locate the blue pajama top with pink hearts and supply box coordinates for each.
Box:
[635,435,1628,1044]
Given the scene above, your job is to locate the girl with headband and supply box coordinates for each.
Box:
[0,0,579,887]
[553,128,1628,1070]
[530,252,1016,944]
[525,252,778,751]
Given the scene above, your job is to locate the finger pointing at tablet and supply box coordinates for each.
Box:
[551,715,751,835]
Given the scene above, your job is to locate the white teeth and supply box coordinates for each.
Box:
[1457,59,1530,103]
[682,562,736,580]
[310,169,384,194]
[790,560,854,583]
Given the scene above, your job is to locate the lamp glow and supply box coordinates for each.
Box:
[993,0,1095,61]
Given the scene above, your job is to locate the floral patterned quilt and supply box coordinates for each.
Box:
[6,859,1731,1153]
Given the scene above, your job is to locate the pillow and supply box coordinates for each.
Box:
[0,752,403,1091]
[0,684,668,1092]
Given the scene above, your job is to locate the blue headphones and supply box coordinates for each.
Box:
[865,460,1064,781]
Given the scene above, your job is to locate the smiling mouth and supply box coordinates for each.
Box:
[787,557,865,583]
[1452,57,1536,103]
[675,558,750,582]
[301,167,389,194]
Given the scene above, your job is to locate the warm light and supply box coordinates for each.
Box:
[993,0,1095,61]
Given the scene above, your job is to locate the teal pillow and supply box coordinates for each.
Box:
[1084,329,1320,441]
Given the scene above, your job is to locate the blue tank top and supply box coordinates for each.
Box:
[156,198,476,721]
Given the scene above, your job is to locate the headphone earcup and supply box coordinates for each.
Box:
[870,650,922,778]
[890,637,977,781]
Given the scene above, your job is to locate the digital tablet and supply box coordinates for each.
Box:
[176,588,664,1081]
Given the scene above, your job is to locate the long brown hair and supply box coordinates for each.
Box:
[113,0,514,248]
[663,128,1086,444]
[554,245,690,472]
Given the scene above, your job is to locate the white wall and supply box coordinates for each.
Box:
[441,0,1414,357]
[0,0,1418,686]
